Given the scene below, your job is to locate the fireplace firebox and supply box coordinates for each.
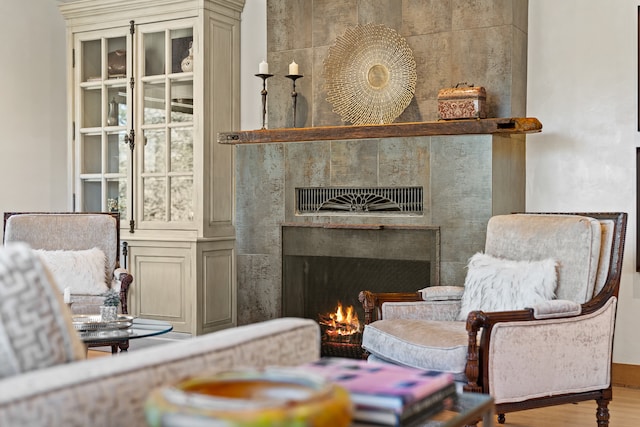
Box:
[281,224,439,326]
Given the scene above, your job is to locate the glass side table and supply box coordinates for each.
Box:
[421,392,495,427]
[78,317,173,354]
[349,392,494,426]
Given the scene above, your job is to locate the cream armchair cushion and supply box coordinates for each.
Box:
[363,319,469,380]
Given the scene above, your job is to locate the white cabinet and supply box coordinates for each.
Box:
[60,0,243,334]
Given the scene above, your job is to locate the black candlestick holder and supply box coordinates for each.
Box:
[285,74,303,128]
[255,73,274,129]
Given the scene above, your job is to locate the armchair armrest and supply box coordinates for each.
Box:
[114,267,133,315]
[382,300,461,321]
[359,288,463,323]
[531,299,582,319]
[464,308,534,393]
[463,297,615,399]
[419,285,464,301]
[358,290,421,324]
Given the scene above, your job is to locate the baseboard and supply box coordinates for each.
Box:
[612,363,640,388]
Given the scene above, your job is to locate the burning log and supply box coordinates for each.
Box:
[319,302,362,342]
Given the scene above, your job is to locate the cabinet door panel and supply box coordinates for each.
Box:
[81,87,101,128]
[106,132,128,174]
[143,31,165,77]
[142,177,167,221]
[170,127,193,172]
[82,180,102,212]
[170,80,193,122]
[82,134,102,174]
[74,27,131,214]
[142,129,167,173]
[202,248,234,328]
[142,81,166,124]
[131,246,191,331]
[170,176,193,222]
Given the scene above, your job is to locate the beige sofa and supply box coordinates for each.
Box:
[0,317,321,427]
[0,240,320,427]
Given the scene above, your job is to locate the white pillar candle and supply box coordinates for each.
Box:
[259,60,269,74]
[64,287,71,303]
[289,60,299,75]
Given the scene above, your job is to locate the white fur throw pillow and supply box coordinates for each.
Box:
[457,252,558,321]
[34,248,109,295]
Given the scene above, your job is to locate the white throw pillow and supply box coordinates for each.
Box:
[34,247,109,295]
[457,252,558,321]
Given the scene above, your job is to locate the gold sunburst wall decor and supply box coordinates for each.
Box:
[323,23,417,125]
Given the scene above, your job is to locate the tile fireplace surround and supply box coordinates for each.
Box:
[231,0,532,325]
[227,119,540,325]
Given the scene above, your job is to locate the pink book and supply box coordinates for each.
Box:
[301,357,455,412]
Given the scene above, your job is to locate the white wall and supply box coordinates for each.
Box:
[527,1,639,365]
[240,0,267,131]
[0,0,68,231]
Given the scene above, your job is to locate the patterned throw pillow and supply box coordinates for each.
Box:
[457,252,558,321]
[0,243,86,379]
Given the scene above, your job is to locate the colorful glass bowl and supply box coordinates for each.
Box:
[144,368,353,427]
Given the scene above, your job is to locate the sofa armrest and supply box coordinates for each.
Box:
[0,318,320,427]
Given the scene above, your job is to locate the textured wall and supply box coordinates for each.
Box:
[265,0,528,128]
[236,0,528,324]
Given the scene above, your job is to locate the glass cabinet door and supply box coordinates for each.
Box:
[138,24,194,228]
[75,28,130,222]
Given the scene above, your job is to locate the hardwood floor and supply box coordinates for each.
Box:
[480,386,640,427]
[87,349,640,426]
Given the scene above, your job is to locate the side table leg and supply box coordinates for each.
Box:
[484,407,496,427]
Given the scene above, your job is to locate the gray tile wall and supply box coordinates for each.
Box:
[263,0,528,128]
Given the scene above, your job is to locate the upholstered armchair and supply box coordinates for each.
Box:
[359,212,626,426]
[3,212,132,316]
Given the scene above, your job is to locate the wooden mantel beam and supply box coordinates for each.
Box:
[218,117,542,145]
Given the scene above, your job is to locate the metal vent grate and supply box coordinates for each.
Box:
[296,187,423,214]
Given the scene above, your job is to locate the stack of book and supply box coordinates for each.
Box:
[302,357,457,426]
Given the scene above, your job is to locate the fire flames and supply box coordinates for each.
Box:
[319,302,361,342]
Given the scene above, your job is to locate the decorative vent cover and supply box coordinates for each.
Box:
[297,187,423,214]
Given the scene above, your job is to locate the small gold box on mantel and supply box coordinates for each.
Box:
[437,83,487,120]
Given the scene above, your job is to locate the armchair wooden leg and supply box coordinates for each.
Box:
[596,397,610,426]
[497,413,506,424]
